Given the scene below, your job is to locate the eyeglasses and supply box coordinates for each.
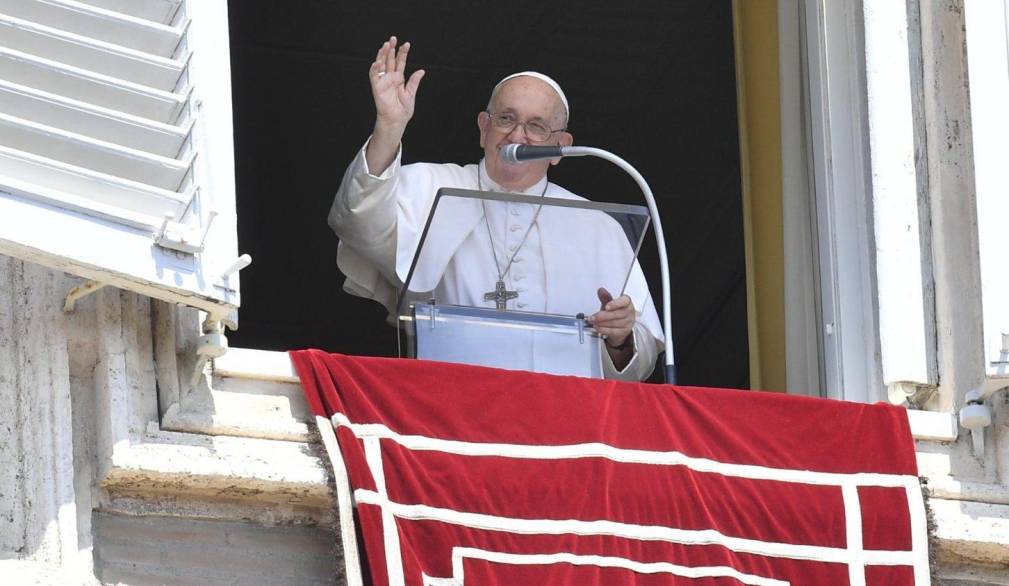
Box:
[486,111,566,143]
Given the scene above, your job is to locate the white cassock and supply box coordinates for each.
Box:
[330,139,664,381]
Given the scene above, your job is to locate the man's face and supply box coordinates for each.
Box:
[477,77,573,191]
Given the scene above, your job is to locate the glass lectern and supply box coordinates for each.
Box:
[397,188,651,378]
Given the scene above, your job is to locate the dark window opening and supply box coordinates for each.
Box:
[227,0,748,387]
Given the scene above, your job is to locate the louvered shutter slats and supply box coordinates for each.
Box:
[0,81,190,156]
[0,48,187,122]
[0,14,184,89]
[0,112,191,189]
[0,145,189,217]
[75,0,180,26]
[0,0,195,228]
[0,0,240,316]
[0,0,185,57]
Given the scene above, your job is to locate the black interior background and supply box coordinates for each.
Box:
[226,0,749,388]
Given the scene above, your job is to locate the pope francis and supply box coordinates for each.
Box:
[329,36,663,381]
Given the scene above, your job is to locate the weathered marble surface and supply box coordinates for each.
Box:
[0,255,339,584]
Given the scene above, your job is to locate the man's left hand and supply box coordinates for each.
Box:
[588,288,636,358]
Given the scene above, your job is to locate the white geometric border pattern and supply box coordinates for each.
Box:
[333,413,930,586]
[420,548,792,586]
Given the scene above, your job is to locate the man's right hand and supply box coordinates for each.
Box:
[366,36,425,175]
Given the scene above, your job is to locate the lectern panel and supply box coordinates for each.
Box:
[413,304,603,378]
[397,188,651,379]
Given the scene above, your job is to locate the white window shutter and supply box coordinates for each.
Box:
[964,0,1009,382]
[0,0,242,322]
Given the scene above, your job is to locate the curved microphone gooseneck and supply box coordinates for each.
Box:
[500,144,677,384]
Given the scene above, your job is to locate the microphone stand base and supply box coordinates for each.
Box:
[664,364,677,385]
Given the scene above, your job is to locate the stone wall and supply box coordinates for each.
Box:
[93,512,338,585]
[0,255,339,584]
[0,255,97,579]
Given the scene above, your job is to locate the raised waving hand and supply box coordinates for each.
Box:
[366,36,425,174]
[370,36,425,127]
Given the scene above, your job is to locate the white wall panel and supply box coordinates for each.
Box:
[964,0,1009,383]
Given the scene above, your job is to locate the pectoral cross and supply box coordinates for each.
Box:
[484,279,518,310]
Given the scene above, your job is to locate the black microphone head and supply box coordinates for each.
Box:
[500,144,567,164]
[499,143,522,165]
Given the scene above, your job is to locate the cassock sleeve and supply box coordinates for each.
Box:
[600,320,660,381]
[328,138,404,317]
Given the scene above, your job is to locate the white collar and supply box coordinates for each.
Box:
[477,159,549,196]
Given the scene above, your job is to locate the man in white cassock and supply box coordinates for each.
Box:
[330,37,663,381]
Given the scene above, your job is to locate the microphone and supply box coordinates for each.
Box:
[499,144,566,164]
[498,143,679,383]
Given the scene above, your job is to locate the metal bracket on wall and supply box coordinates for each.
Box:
[189,319,229,391]
[64,280,108,312]
[155,208,218,255]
